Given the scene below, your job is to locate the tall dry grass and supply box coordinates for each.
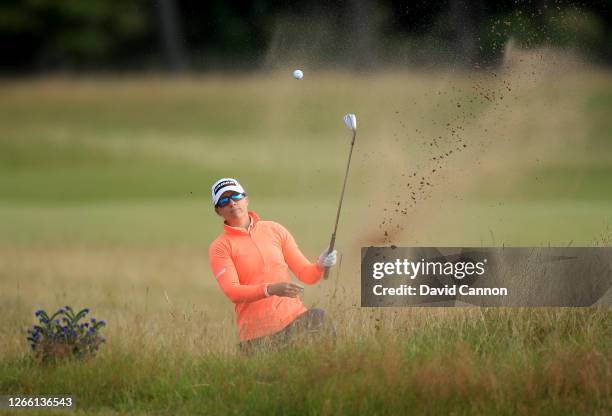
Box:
[1,248,610,414]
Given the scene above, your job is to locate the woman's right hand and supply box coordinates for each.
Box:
[267,282,304,298]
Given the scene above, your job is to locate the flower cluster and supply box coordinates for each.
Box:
[27,306,106,362]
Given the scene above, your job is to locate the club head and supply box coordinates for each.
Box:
[343,113,357,131]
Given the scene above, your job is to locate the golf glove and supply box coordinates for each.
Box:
[317,249,337,268]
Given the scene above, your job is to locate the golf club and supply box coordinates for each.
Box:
[324,113,357,280]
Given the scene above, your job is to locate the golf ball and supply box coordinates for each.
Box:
[292,69,303,80]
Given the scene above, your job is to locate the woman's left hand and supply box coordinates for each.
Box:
[317,249,337,268]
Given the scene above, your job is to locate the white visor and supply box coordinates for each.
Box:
[211,178,246,205]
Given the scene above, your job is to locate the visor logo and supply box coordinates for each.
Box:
[214,180,237,194]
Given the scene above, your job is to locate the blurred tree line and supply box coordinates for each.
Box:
[0,0,610,73]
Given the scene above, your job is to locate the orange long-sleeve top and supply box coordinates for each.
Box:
[208,211,324,341]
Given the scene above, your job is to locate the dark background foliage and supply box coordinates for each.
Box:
[0,0,610,73]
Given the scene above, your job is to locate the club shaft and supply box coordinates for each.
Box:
[324,130,356,280]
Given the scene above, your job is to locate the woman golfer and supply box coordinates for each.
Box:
[208,178,337,351]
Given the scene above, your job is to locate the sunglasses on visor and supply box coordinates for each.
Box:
[216,193,246,208]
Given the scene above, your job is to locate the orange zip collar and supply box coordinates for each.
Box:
[223,211,260,235]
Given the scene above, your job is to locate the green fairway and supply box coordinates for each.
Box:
[1,70,611,248]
